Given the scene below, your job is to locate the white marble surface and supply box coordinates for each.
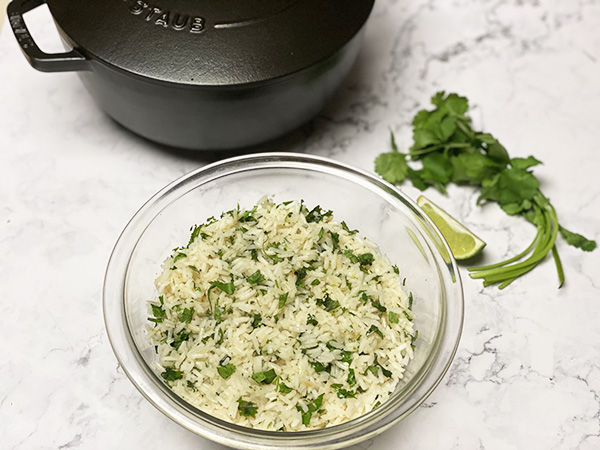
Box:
[1,1,600,449]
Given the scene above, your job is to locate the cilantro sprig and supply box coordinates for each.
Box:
[375,92,596,288]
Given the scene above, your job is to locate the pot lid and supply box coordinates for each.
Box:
[47,0,375,86]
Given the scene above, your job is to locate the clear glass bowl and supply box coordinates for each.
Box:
[103,153,463,449]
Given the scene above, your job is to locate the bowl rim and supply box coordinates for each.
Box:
[103,152,464,449]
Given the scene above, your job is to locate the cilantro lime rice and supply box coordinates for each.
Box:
[147,198,416,430]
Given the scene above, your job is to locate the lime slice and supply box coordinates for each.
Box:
[417,195,486,260]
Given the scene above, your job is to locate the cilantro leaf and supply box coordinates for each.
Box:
[511,156,542,170]
[252,369,277,384]
[347,368,356,387]
[246,270,265,286]
[559,226,597,252]
[217,364,236,379]
[209,280,235,295]
[161,367,183,381]
[375,150,409,184]
[170,329,190,350]
[367,325,384,339]
[315,295,340,312]
[251,313,263,328]
[180,307,194,324]
[237,398,258,417]
[305,206,332,223]
[278,292,289,309]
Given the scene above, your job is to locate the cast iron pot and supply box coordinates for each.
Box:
[8,0,375,150]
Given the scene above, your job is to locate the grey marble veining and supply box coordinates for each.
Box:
[1,0,600,448]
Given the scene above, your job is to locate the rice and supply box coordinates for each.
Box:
[147,198,416,431]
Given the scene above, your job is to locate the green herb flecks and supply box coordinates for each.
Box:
[316,295,340,312]
[149,303,167,324]
[374,91,596,288]
[237,398,258,417]
[305,206,332,223]
[247,270,265,286]
[347,368,356,387]
[180,307,194,324]
[331,384,356,399]
[367,325,384,339]
[170,329,190,350]
[209,280,235,295]
[252,369,277,385]
[296,394,324,426]
[161,366,183,381]
[278,292,289,309]
[217,364,236,379]
[251,313,263,328]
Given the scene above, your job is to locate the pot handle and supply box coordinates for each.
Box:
[7,0,89,72]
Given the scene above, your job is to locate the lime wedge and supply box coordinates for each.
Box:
[417,195,486,260]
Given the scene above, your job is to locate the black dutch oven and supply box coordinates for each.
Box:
[7,0,375,150]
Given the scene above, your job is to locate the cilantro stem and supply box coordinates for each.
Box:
[409,142,471,157]
[469,224,543,272]
[469,197,559,288]
[551,245,565,288]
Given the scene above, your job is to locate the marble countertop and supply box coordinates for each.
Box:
[1,1,600,449]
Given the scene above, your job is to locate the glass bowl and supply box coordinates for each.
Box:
[103,153,463,449]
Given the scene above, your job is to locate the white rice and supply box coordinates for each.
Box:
[147,198,415,431]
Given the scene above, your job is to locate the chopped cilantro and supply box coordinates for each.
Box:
[214,302,225,324]
[408,292,414,310]
[341,351,352,364]
[388,311,399,324]
[180,307,194,324]
[170,329,190,350]
[392,265,399,274]
[209,280,235,295]
[371,299,387,312]
[216,328,225,345]
[251,249,258,261]
[305,206,332,223]
[296,393,324,426]
[359,292,369,304]
[310,361,332,373]
[238,206,258,223]
[329,231,340,250]
[347,368,356,387]
[251,313,263,328]
[237,398,258,417]
[343,249,359,264]
[357,253,374,265]
[278,292,289,309]
[188,265,200,273]
[316,295,340,312]
[217,364,236,379]
[161,367,183,381]
[367,325,384,339]
[332,384,356,399]
[311,279,321,286]
[247,270,265,286]
[277,379,294,393]
[341,221,358,234]
[150,304,166,323]
[252,369,277,384]
[188,225,201,246]
[173,252,186,263]
[307,314,318,326]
